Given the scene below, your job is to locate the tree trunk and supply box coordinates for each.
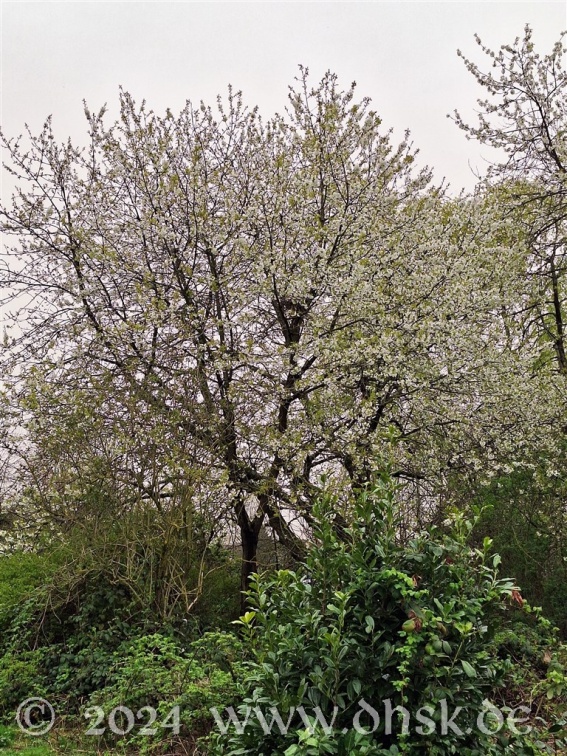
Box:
[239,519,261,613]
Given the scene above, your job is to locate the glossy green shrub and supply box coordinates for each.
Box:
[211,475,550,755]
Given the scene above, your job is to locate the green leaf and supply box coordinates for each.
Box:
[461,660,477,677]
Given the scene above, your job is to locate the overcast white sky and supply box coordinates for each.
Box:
[1,1,566,197]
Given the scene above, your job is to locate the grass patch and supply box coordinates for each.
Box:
[0,726,112,755]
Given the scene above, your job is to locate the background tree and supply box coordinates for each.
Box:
[454,25,567,378]
[454,27,567,632]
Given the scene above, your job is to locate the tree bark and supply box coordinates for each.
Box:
[239,517,262,612]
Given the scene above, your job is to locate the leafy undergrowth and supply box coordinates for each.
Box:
[1,479,567,755]
[211,478,567,755]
